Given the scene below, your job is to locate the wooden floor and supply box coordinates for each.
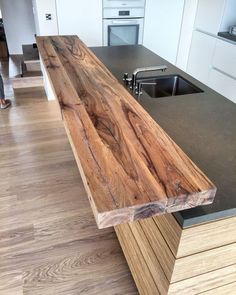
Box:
[0,57,137,294]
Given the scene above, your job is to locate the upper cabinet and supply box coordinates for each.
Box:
[194,0,236,35]
[56,0,103,47]
[143,0,185,64]
[194,0,225,35]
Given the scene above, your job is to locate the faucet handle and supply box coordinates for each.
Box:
[123,73,129,81]
[123,73,132,85]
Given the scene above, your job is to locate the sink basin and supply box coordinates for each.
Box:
[138,75,203,98]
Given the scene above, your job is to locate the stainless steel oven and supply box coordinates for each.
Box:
[103,0,145,46]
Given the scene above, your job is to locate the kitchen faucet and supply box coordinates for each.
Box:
[131,65,167,90]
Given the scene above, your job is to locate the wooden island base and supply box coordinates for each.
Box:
[115,214,236,294]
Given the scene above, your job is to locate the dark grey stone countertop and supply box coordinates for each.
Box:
[218,32,236,43]
[90,45,236,228]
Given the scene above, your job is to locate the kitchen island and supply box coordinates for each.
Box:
[37,36,236,294]
[90,45,236,294]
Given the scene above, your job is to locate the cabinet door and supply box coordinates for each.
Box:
[212,39,236,78]
[194,0,225,35]
[143,0,185,64]
[209,68,236,103]
[187,31,216,84]
[56,0,103,47]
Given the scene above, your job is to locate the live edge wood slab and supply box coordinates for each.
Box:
[37,35,216,229]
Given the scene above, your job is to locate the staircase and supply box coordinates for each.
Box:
[11,44,44,90]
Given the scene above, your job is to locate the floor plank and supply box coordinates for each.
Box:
[0,271,23,295]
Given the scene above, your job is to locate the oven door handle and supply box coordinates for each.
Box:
[111,20,139,25]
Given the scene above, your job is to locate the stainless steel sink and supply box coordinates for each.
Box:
[137,75,203,98]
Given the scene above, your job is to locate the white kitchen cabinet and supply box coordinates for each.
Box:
[194,0,225,35]
[187,31,216,84]
[212,39,236,78]
[194,0,236,35]
[56,0,103,47]
[209,68,236,103]
[143,0,185,64]
[187,31,236,103]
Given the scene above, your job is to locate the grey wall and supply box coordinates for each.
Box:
[0,0,36,54]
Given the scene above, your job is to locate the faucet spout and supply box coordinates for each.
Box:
[132,65,167,89]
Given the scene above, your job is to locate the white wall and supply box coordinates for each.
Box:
[176,0,198,71]
[32,0,58,101]
[0,0,36,54]
[32,0,58,36]
[143,0,185,64]
[56,0,103,46]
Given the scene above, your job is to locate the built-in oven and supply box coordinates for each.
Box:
[103,0,146,46]
[103,18,144,46]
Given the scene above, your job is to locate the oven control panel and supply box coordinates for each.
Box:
[119,10,130,16]
[103,0,146,9]
[103,7,145,19]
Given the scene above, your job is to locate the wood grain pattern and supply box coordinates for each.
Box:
[149,214,236,259]
[169,264,236,294]
[152,213,182,257]
[0,62,137,295]
[178,216,236,257]
[115,224,159,295]
[115,214,236,294]
[201,281,236,295]
[37,35,216,228]
[172,242,236,282]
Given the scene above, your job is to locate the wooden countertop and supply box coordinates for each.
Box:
[37,35,216,229]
